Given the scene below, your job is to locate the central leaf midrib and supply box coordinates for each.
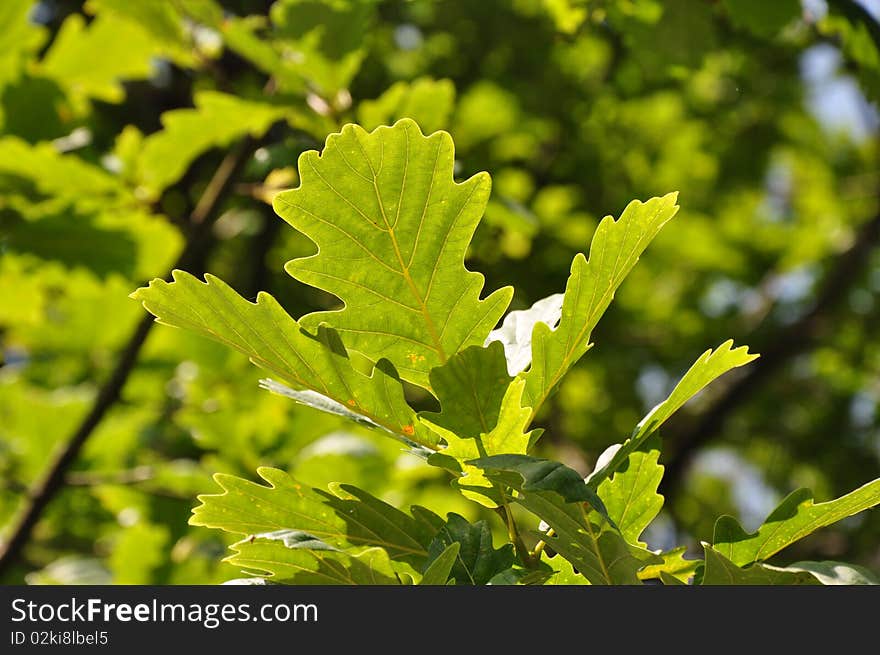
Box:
[356,127,448,363]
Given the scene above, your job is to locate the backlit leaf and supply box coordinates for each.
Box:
[132,272,437,448]
[712,480,880,566]
[273,119,513,389]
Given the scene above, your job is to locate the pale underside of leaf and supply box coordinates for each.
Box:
[273,118,512,389]
[784,561,879,585]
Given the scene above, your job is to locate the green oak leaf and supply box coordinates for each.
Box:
[470,454,606,512]
[596,436,664,547]
[358,77,456,134]
[711,479,880,566]
[587,339,758,490]
[784,561,879,585]
[419,341,512,440]
[316,482,436,567]
[701,546,819,585]
[273,119,513,389]
[189,467,432,564]
[425,513,514,585]
[39,13,161,103]
[487,566,555,585]
[132,272,437,449]
[474,458,649,584]
[426,377,537,506]
[228,539,402,584]
[522,193,679,417]
[542,555,589,585]
[419,542,459,585]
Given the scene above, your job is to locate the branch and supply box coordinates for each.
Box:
[0,137,258,579]
[661,207,880,501]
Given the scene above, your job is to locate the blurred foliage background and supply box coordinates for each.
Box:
[0,0,878,584]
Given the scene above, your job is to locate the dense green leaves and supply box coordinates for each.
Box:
[474,456,647,584]
[227,540,402,584]
[721,0,801,37]
[273,119,513,389]
[711,480,880,566]
[430,378,536,504]
[358,78,456,134]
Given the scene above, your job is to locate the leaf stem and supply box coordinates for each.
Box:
[497,492,534,568]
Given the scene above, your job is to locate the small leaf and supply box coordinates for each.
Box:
[471,454,605,508]
[485,293,564,375]
[541,554,589,585]
[701,546,819,585]
[588,339,758,489]
[487,566,554,585]
[597,436,664,547]
[523,193,680,416]
[358,77,456,134]
[425,514,514,585]
[419,542,459,585]
[40,13,161,103]
[273,119,513,389]
[712,479,880,566]
[419,341,512,440]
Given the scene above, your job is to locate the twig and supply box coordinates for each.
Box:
[0,137,258,578]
